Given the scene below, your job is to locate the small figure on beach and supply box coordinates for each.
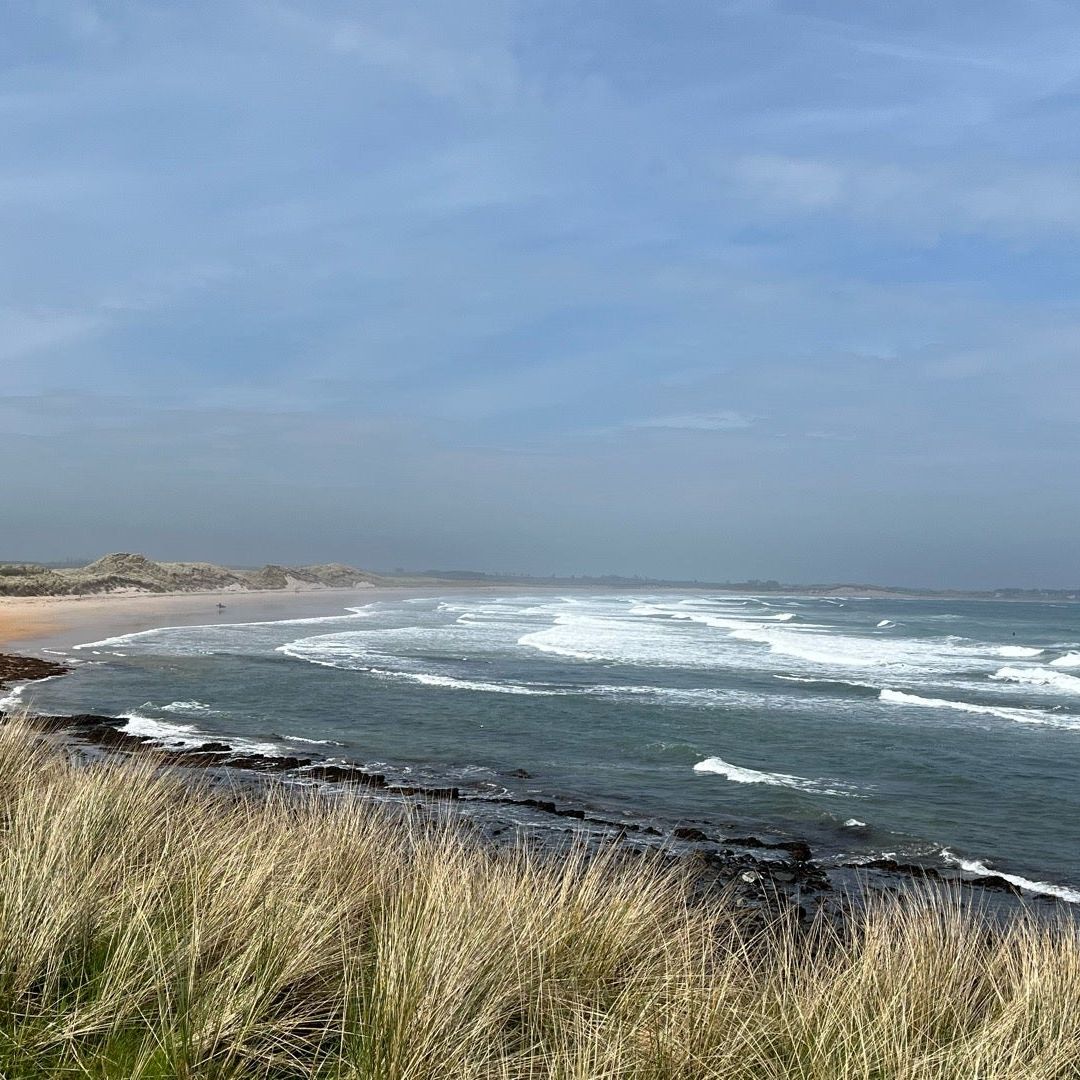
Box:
[216,602,226,610]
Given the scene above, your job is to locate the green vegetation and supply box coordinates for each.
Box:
[0,718,1077,1078]
[0,553,379,596]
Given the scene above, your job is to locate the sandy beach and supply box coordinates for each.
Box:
[0,586,447,653]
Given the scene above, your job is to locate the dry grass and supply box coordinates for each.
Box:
[0,716,1076,1078]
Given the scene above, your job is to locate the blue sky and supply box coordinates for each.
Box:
[2,0,1079,586]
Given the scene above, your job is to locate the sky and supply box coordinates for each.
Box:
[2,0,1079,587]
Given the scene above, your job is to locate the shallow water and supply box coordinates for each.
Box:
[10,591,1080,901]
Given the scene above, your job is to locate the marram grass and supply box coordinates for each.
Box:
[0,716,1076,1078]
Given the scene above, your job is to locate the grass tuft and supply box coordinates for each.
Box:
[0,715,1076,1078]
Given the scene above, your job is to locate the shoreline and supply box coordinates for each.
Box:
[6,580,1078,655]
[3,588,1077,914]
[0,583,529,653]
[1,647,1057,917]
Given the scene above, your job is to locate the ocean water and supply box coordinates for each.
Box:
[9,592,1080,901]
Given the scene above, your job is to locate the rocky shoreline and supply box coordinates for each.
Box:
[0,651,1051,917]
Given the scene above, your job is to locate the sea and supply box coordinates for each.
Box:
[8,591,1080,902]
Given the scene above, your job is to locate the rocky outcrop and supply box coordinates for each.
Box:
[0,553,382,596]
[0,653,70,691]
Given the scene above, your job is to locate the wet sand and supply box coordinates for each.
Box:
[0,586,461,653]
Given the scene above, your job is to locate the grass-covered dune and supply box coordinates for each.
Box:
[0,719,1077,1078]
[0,553,380,597]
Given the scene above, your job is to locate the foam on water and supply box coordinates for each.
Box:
[0,673,70,710]
[728,625,986,671]
[991,666,1080,695]
[518,612,713,667]
[370,670,565,695]
[73,605,378,653]
[1050,652,1080,669]
[159,700,216,713]
[121,711,286,756]
[516,634,600,661]
[693,756,861,797]
[117,712,206,746]
[879,689,1079,729]
[940,850,1080,904]
[996,646,1044,658]
[774,674,879,690]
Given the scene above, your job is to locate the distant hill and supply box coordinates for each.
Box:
[0,553,383,597]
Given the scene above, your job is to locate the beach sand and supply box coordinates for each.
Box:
[0,585,446,653]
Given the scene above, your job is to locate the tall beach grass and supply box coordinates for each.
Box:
[0,715,1076,1078]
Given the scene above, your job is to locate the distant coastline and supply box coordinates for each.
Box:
[3,551,1078,603]
[392,570,1080,603]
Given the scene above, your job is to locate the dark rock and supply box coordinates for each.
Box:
[507,768,532,778]
[673,826,711,842]
[974,874,1023,896]
[722,835,769,849]
[777,840,813,862]
[383,784,459,800]
[32,713,127,733]
[302,765,387,787]
[857,858,943,879]
[0,653,71,693]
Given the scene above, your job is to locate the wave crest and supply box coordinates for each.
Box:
[692,756,860,797]
[940,850,1080,904]
[879,689,1079,728]
[991,666,1080,695]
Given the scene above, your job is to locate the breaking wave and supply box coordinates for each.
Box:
[940,850,1080,904]
[73,605,378,653]
[119,711,283,756]
[0,672,70,710]
[991,666,1080,695]
[692,756,860,797]
[370,670,565,695]
[117,712,206,746]
[774,674,879,690]
[879,689,1078,728]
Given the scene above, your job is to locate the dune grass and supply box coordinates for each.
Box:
[0,717,1076,1078]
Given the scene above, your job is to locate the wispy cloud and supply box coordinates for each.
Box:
[262,0,519,106]
[632,411,756,432]
[0,307,105,362]
[726,155,1080,237]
